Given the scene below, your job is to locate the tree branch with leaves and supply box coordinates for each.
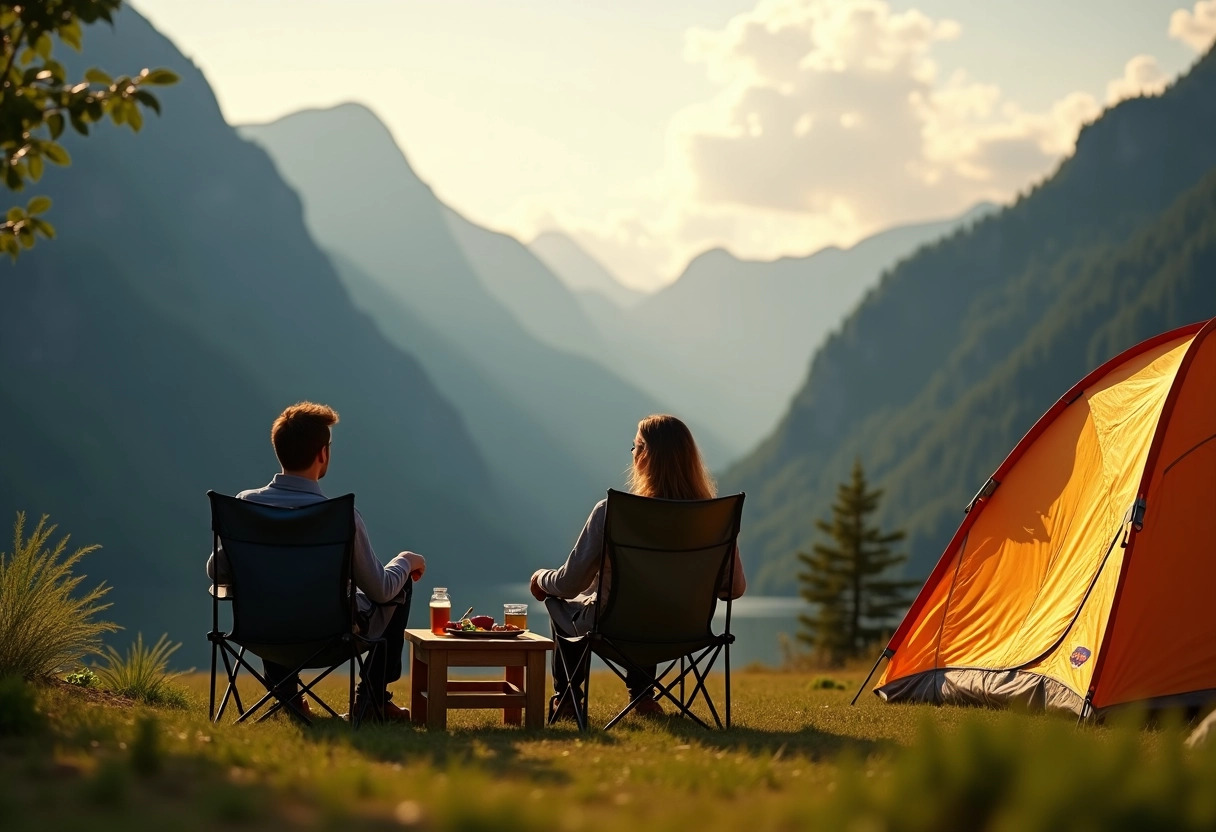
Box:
[0,1,177,260]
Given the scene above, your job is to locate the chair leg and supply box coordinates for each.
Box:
[576,660,590,733]
[349,649,357,729]
[680,656,686,712]
[725,641,731,729]
[688,648,723,729]
[214,644,246,723]
[209,636,218,722]
[550,640,591,731]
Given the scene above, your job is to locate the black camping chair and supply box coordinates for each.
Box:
[206,491,385,727]
[549,489,745,731]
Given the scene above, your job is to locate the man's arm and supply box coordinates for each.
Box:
[350,510,424,604]
[206,541,231,585]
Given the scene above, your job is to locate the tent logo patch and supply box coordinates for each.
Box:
[1070,646,1091,668]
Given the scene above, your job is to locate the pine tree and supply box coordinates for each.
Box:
[796,458,917,664]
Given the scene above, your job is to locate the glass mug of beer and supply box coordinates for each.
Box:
[430,587,452,634]
[503,603,528,631]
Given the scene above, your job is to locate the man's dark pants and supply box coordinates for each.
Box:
[264,580,413,700]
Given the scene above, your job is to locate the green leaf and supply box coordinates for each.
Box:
[42,143,70,166]
[27,196,51,215]
[32,32,52,59]
[47,113,64,140]
[69,114,89,136]
[133,90,161,115]
[140,68,179,86]
[127,106,143,132]
[17,226,35,248]
[1,233,19,260]
[4,167,22,190]
[60,20,83,51]
[28,154,43,181]
[31,217,55,239]
[7,207,24,223]
[85,68,113,86]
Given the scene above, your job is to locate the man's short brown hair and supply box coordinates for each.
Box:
[271,402,339,471]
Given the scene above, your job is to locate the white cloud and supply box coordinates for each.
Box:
[503,1,1203,291]
[1170,1,1216,52]
[1106,55,1168,104]
[663,0,1103,261]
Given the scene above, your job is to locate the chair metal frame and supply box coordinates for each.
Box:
[205,491,385,727]
[549,489,745,731]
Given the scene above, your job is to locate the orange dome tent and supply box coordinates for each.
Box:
[861,317,1216,718]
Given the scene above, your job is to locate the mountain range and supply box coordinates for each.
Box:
[0,10,531,662]
[3,6,1211,664]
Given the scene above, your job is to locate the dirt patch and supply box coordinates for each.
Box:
[43,677,137,709]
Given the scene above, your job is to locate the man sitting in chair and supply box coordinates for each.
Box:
[206,401,425,721]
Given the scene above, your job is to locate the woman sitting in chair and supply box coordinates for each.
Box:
[529,413,746,719]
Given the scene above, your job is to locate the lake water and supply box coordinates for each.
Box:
[447,585,807,669]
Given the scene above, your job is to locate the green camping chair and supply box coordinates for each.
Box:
[206,491,385,726]
[549,489,745,731]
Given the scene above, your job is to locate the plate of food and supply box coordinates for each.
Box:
[443,615,527,638]
[446,628,527,639]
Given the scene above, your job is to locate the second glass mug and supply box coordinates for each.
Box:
[503,603,528,631]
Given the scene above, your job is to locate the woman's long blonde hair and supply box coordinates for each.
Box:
[626,414,716,500]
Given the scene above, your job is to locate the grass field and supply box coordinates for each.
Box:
[3,667,1215,831]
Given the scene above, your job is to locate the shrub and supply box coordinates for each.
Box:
[809,676,846,691]
[64,666,98,688]
[0,675,44,736]
[96,632,186,707]
[0,513,116,680]
[129,716,162,777]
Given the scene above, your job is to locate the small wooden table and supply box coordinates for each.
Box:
[404,628,554,730]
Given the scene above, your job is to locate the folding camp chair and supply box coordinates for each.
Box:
[206,491,385,727]
[549,489,745,731]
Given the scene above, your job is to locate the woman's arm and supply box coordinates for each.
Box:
[532,500,607,600]
[718,545,746,600]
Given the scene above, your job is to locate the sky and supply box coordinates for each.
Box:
[131,0,1216,291]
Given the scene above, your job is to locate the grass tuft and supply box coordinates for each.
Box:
[0,512,116,680]
[96,633,187,707]
[0,675,44,737]
[128,716,161,777]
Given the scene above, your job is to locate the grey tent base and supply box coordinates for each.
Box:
[875,669,1086,716]
[878,670,1216,720]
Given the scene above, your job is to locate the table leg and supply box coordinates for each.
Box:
[504,665,523,726]
[426,650,448,731]
[410,648,427,726]
[525,652,546,729]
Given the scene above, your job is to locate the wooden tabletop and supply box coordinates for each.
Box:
[405,628,553,649]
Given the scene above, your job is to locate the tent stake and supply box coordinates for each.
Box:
[851,648,894,706]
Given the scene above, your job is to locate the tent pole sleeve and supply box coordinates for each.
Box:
[851,647,894,706]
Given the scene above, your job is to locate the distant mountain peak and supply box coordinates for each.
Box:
[528,229,644,308]
[242,102,425,184]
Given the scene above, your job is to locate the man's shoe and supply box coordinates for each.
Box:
[349,689,410,723]
[633,697,664,717]
[549,694,578,723]
[288,695,312,719]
